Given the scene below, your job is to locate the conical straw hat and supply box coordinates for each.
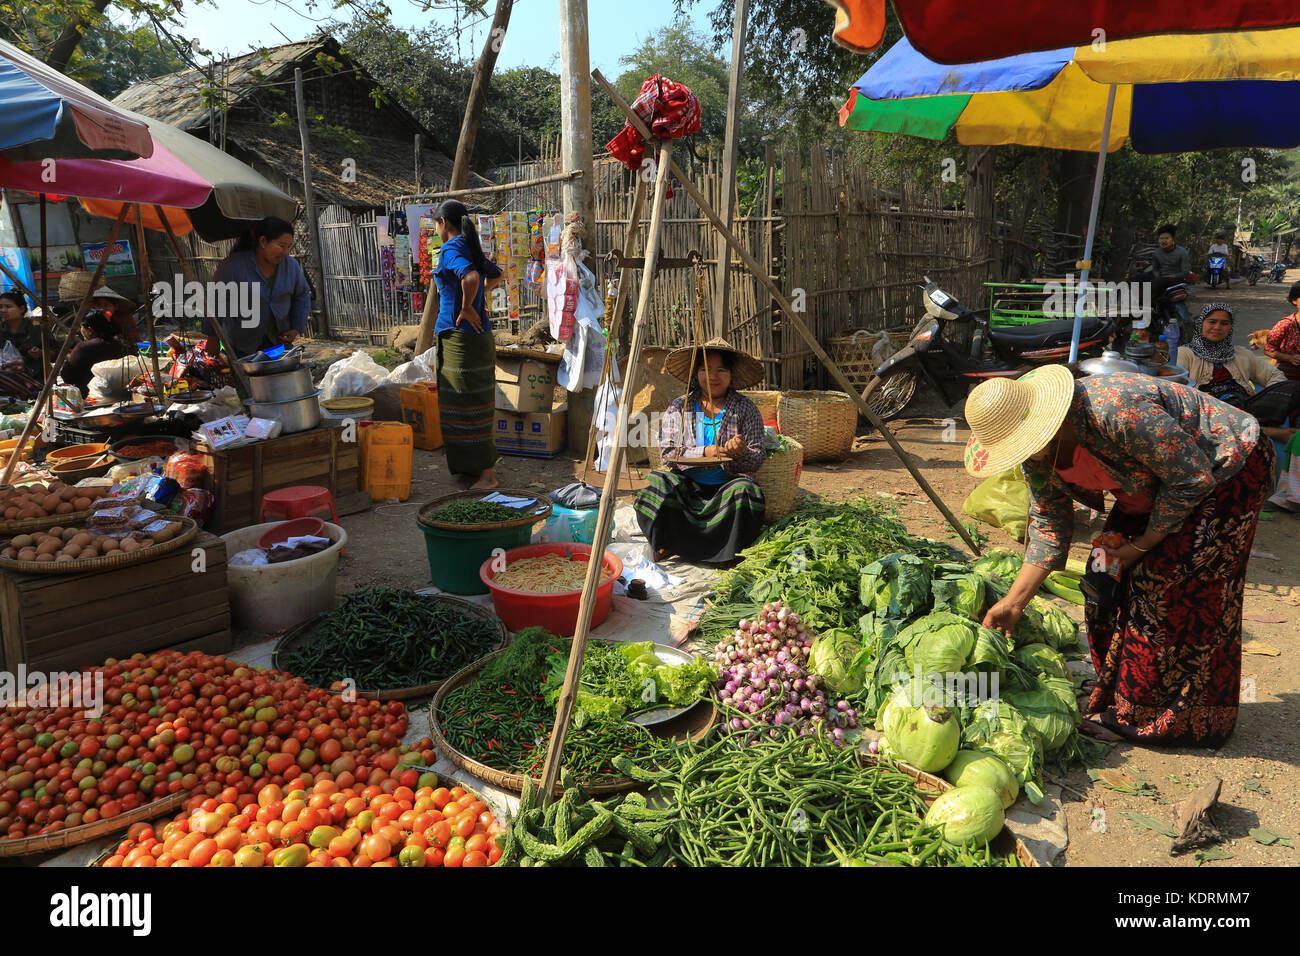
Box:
[664,336,765,390]
[963,364,1076,477]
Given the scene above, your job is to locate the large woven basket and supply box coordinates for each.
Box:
[826,330,912,392]
[755,436,803,521]
[58,270,94,303]
[777,391,857,462]
[740,389,782,421]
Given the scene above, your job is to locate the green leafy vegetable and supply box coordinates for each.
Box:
[897,612,978,680]
[1015,643,1071,680]
[892,703,961,772]
[860,553,933,620]
[1004,677,1080,755]
[962,699,1046,803]
[943,750,1020,809]
[924,786,1005,845]
[972,548,1023,584]
[652,658,716,706]
[931,570,987,621]
[809,628,869,696]
[966,625,1014,675]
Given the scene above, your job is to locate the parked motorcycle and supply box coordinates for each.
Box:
[1206,255,1228,289]
[1268,261,1288,283]
[861,278,1115,415]
[1245,255,1264,285]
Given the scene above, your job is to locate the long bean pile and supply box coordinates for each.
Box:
[282,587,501,690]
[427,498,524,524]
[618,732,1020,867]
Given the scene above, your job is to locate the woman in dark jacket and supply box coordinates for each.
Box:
[62,313,125,397]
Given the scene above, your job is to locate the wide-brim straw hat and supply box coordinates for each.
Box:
[963,364,1076,477]
[90,286,130,302]
[664,336,765,391]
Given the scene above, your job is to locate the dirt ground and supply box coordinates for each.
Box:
[318,275,1299,867]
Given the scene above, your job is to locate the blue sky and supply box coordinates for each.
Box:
[179,0,715,75]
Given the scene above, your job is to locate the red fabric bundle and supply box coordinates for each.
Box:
[606,75,701,196]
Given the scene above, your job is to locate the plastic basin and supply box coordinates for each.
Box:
[257,516,326,549]
[479,543,623,636]
[222,521,348,633]
[418,519,532,595]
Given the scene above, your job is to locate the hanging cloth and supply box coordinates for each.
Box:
[606,74,701,197]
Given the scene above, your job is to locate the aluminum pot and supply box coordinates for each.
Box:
[245,390,323,434]
[237,345,304,375]
[1078,350,1142,377]
[247,365,315,403]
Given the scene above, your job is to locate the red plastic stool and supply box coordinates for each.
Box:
[260,486,342,555]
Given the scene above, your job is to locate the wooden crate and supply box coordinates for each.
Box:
[0,533,232,674]
[195,427,360,533]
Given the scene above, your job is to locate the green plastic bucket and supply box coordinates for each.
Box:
[418,520,534,594]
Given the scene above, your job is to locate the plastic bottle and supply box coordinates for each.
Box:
[1163,319,1180,354]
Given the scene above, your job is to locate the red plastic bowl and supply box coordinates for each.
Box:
[480,543,623,637]
[257,516,326,549]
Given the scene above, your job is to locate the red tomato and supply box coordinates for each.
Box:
[463,850,488,867]
[443,844,465,867]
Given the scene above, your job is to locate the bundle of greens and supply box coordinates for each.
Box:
[541,640,715,722]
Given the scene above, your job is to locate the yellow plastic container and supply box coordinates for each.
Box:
[400,383,443,450]
[359,421,413,501]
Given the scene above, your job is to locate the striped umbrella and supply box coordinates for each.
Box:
[839,29,1300,358]
[826,0,1300,61]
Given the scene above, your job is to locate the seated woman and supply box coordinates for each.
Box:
[61,312,125,397]
[1178,302,1283,404]
[635,338,767,563]
[1265,282,1300,381]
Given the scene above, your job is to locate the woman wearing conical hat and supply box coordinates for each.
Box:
[634,338,768,563]
[966,365,1273,747]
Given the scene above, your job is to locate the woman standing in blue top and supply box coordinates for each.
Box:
[205,217,311,358]
[432,200,503,489]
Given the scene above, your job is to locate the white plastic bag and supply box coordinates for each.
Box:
[88,355,148,399]
[556,254,606,392]
[0,341,21,370]
[385,345,437,384]
[230,548,269,568]
[319,351,387,400]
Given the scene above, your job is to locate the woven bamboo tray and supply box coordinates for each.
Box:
[271,594,511,701]
[0,791,188,859]
[776,391,858,462]
[430,648,717,798]
[754,436,804,521]
[417,489,552,532]
[0,516,198,574]
[0,506,96,535]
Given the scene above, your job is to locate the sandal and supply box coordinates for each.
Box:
[1080,715,1124,742]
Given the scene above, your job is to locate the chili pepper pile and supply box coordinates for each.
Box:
[426,498,525,524]
[615,733,1020,867]
[282,588,500,691]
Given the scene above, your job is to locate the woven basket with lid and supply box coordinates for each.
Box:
[58,271,94,303]
[777,391,857,462]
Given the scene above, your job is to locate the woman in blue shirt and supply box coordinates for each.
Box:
[432,200,503,489]
[205,217,311,358]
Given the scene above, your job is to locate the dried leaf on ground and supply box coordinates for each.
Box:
[1121,810,1177,837]
[1249,828,1295,848]
[1243,780,1271,795]
[1195,847,1233,865]
[1244,642,1282,656]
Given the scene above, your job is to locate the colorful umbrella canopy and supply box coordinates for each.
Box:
[0,38,153,161]
[826,0,1300,61]
[840,31,1300,153]
[0,110,297,240]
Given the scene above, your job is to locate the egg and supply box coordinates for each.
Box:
[100,539,121,553]
[17,547,36,561]
[36,539,60,555]
[42,494,60,512]
[34,553,54,562]
[61,528,77,541]
[3,507,18,520]
[73,497,92,511]
[71,532,92,548]
[10,534,32,548]
[55,553,74,562]
[2,547,15,559]
[55,502,74,514]
[47,526,63,538]
[79,546,99,559]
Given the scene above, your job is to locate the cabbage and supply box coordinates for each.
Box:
[972,548,1023,584]
[931,571,986,622]
[898,612,977,681]
[961,699,1045,802]
[1004,677,1080,754]
[875,678,934,738]
[924,786,1005,845]
[859,553,932,620]
[652,658,716,706]
[620,642,661,682]
[966,626,1013,674]
[1015,643,1071,680]
[809,628,868,695]
[1015,597,1079,650]
[892,703,960,772]
[943,750,1019,809]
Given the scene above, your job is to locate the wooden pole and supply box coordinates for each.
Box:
[38,194,50,382]
[154,205,254,400]
[450,0,515,190]
[581,176,647,482]
[414,135,423,193]
[1,206,129,485]
[397,169,584,203]
[558,0,594,232]
[294,67,332,338]
[133,208,166,408]
[714,0,749,337]
[538,141,674,802]
[592,70,982,556]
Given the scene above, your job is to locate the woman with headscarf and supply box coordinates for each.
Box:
[635,338,768,563]
[430,200,503,490]
[1177,302,1283,408]
[970,365,1272,747]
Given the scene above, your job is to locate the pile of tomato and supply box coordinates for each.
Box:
[0,650,409,839]
[103,774,505,867]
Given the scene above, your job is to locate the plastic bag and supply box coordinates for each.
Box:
[89,355,148,399]
[319,351,387,400]
[0,341,22,370]
[230,548,269,568]
[1268,434,1300,511]
[165,452,208,489]
[963,468,1030,542]
[385,345,437,385]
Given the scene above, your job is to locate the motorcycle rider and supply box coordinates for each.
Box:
[1207,233,1232,289]
[1134,223,1194,335]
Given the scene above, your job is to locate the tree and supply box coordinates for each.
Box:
[71,20,186,98]
[614,22,733,150]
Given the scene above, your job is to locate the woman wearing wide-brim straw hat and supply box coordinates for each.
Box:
[634,337,768,563]
[967,364,1274,747]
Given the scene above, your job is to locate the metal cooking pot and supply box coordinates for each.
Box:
[237,345,304,375]
[1078,350,1142,377]
[244,390,322,434]
[246,365,315,403]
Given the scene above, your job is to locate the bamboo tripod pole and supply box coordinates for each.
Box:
[133,208,167,409]
[537,140,675,802]
[592,70,981,556]
[581,176,647,483]
[1,206,130,485]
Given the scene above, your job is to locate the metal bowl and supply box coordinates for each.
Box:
[1078,350,1142,377]
[237,345,303,376]
[244,390,323,434]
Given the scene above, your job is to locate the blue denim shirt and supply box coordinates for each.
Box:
[207,249,311,356]
[434,235,501,336]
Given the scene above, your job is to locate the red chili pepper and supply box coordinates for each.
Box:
[503,689,516,695]
[453,709,467,716]
[490,738,500,750]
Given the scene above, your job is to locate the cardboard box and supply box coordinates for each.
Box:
[494,405,566,458]
[495,356,556,413]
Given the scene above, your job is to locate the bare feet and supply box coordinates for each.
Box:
[469,467,499,491]
[1080,714,1124,742]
